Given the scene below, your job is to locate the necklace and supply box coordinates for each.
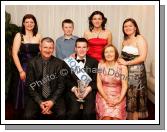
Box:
[97,31,101,38]
[92,29,102,38]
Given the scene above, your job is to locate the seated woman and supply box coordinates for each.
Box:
[96,44,128,120]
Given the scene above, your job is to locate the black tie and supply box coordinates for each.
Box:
[42,61,50,98]
[77,59,85,63]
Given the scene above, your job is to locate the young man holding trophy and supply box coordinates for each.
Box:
[64,38,98,120]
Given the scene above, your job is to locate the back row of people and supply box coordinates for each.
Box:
[11,10,148,120]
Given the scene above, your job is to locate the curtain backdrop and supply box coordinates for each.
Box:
[5,5,155,71]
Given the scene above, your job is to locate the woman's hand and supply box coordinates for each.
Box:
[106,96,121,107]
[118,58,128,66]
[113,96,121,106]
[19,70,26,81]
[105,98,115,107]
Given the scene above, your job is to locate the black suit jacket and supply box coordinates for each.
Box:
[65,55,98,92]
[26,54,66,105]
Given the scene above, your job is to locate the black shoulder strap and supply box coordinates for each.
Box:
[20,33,24,43]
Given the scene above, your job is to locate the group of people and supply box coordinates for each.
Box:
[11,10,148,120]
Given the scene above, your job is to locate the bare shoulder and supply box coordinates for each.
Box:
[98,61,105,67]
[13,32,22,43]
[84,30,91,35]
[105,29,112,34]
[84,30,92,39]
[36,33,42,39]
[136,35,146,41]
[122,40,127,46]
[136,35,147,45]
[15,32,21,39]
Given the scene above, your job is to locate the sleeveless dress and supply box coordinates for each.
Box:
[121,45,148,119]
[96,62,126,120]
[15,43,39,109]
[87,38,107,61]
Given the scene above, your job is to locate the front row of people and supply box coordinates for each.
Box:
[24,37,129,120]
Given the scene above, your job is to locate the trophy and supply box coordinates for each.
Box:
[77,80,88,102]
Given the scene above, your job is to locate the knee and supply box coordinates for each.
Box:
[67,107,80,119]
[83,109,96,120]
[23,111,36,120]
[56,109,66,120]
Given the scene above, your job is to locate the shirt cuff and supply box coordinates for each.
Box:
[71,86,77,92]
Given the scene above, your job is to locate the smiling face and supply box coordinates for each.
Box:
[91,14,103,28]
[40,41,54,60]
[62,23,74,36]
[123,21,136,36]
[23,18,35,31]
[75,42,88,59]
[104,46,116,62]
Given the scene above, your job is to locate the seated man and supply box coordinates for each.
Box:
[64,38,98,120]
[24,37,66,120]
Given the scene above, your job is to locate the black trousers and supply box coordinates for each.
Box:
[23,97,66,120]
[66,92,96,120]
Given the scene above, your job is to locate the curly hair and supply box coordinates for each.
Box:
[88,11,107,31]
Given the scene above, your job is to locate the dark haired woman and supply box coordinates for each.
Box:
[12,14,41,114]
[84,11,112,61]
[118,18,148,120]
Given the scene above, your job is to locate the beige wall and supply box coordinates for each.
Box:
[5,5,155,71]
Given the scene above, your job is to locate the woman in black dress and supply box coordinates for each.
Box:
[12,14,41,116]
[118,18,148,120]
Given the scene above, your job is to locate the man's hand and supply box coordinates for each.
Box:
[40,101,48,114]
[80,86,92,99]
[72,86,80,99]
[44,100,54,110]
[40,100,54,115]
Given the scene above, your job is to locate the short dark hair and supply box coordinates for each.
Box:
[75,38,88,47]
[21,14,38,36]
[102,44,119,62]
[122,18,140,40]
[62,19,74,27]
[41,37,54,44]
[88,11,107,31]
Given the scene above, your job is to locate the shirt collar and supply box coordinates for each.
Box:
[62,35,75,41]
[76,55,86,61]
[39,54,53,62]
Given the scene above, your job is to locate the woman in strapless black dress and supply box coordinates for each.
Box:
[118,18,148,120]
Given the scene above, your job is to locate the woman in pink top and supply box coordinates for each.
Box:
[96,44,128,120]
[84,11,112,61]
